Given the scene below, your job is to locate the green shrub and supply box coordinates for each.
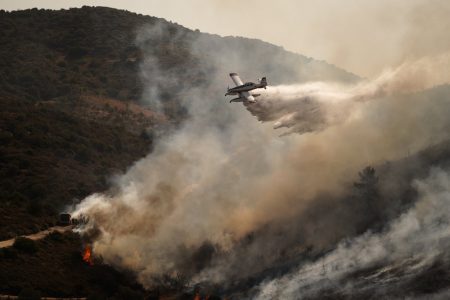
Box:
[27,199,43,216]
[7,191,29,204]
[24,183,46,199]
[18,287,41,300]
[114,286,144,300]
[13,237,38,254]
[57,60,67,68]
[0,247,18,259]
[47,230,64,242]
[87,291,107,300]
[67,47,88,59]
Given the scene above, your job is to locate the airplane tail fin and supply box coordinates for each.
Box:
[260,77,267,86]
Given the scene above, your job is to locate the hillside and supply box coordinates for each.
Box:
[0,6,359,240]
[0,231,148,299]
[2,6,450,299]
[0,6,357,103]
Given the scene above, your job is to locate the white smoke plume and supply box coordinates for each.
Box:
[70,22,450,291]
[255,168,450,299]
[247,52,450,135]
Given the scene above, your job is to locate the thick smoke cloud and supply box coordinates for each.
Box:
[71,21,450,293]
[256,168,450,299]
[248,52,450,135]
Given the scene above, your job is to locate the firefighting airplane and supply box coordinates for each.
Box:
[225,73,267,103]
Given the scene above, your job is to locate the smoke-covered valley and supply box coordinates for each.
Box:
[256,167,450,299]
[68,20,450,299]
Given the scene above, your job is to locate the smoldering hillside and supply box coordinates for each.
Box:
[71,20,450,299]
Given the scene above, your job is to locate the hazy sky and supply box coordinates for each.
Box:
[2,0,449,77]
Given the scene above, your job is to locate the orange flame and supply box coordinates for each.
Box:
[83,245,93,265]
[194,292,212,300]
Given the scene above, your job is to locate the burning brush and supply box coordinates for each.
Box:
[82,244,93,265]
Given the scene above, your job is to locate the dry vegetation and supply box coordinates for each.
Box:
[0,6,220,297]
[0,232,148,299]
[1,5,432,298]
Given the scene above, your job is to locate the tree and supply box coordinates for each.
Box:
[352,166,382,232]
[353,166,379,202]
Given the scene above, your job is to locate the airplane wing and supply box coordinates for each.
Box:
[241,91,255,103]
[230,73,243,86]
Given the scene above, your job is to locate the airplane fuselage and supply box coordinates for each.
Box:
[225,82,267,96]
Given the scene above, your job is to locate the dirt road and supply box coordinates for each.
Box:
[0,296,86,300]
[0,226,73,248]
[0,295,86,299]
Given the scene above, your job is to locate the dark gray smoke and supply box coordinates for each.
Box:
[70,20,450,296]
[256,168,450,299]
